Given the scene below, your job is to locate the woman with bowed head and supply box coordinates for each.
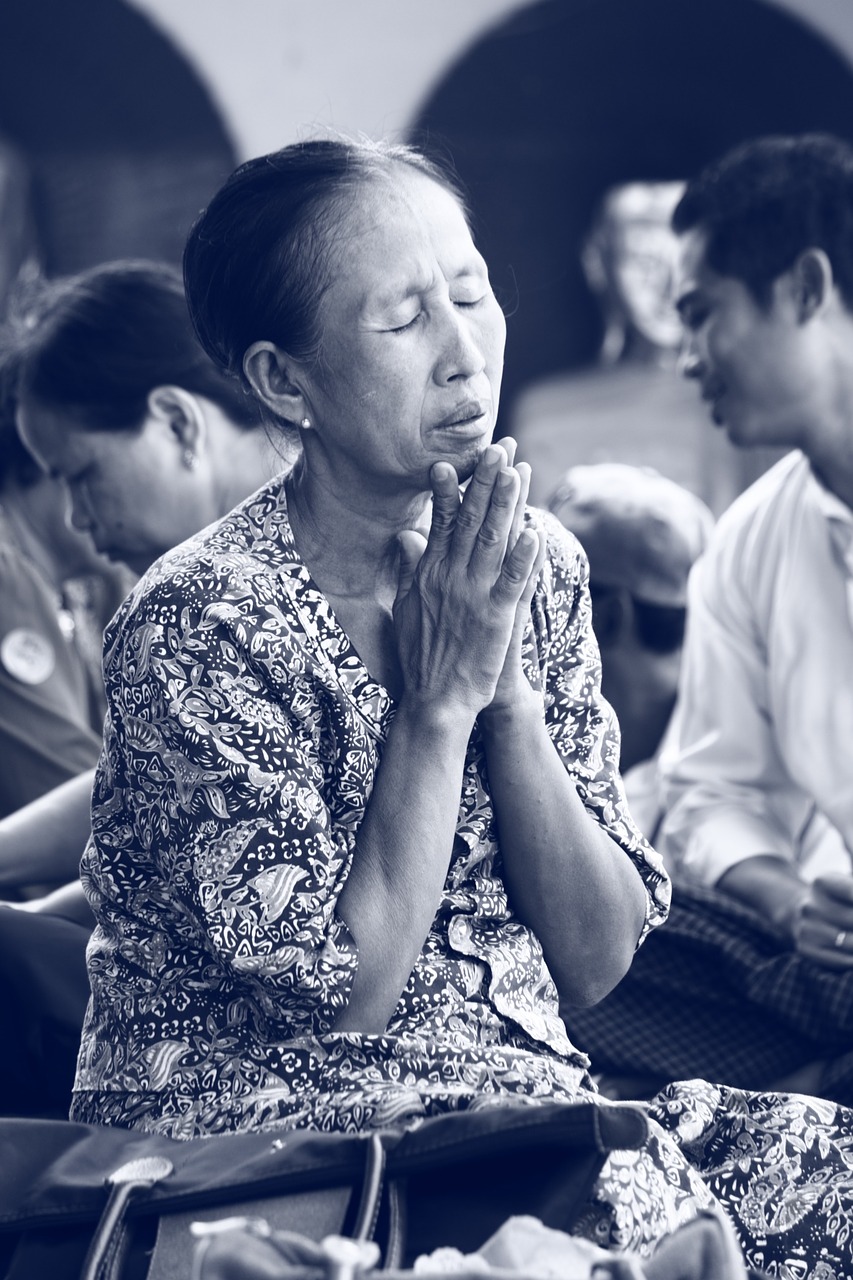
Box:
[0,260,291,1118]
[67,142,853,1273]
[0,259,290,899]
[13,259,288,582]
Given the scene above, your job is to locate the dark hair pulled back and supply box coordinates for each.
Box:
[183,138,467,388]
[0,258,261,438]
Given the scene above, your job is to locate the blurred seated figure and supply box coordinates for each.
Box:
[0,259,291,1116]
[547,463,713,843]
[0,138,130,822]
[512,181,775,514]
[0,258,292,897]
[0,410,126,821]
[565,135,853,1106]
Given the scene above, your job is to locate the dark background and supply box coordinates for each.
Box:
[412,0,853,415]
[3,0,853,420]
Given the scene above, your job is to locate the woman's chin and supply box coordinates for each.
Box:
[441,438,492,486]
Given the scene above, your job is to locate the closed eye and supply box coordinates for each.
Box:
[388,313,422,334]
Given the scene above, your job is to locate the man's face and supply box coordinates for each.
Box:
[675,227,821,450]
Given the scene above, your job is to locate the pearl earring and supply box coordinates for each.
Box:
[300,416,311,429]
[182,448,198,471]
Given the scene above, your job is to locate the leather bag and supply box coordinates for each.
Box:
[0,1100,649,1280]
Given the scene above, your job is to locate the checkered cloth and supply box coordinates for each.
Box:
[565,882,853,1102]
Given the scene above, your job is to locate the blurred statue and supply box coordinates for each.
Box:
[582,181,686,366]
[512,180,776,513]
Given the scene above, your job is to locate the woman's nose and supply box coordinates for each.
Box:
[437,308,486,383]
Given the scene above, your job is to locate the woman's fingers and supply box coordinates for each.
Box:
[452,444,508,556]
[492,527,542,603]
[509,461,531,553]
[395,529,428,602]
[493,435,517,467]
[425,461,460,558]
[467,466,521,572]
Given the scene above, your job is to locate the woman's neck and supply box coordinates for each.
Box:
[214,423,293,519]
[284,456,431,603]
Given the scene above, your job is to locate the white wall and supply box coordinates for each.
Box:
[126,0,522,159]
[128,0,853,162]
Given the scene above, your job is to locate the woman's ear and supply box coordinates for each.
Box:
[146,386,207,468]
[243,342,310,427]
[790,247,834,323]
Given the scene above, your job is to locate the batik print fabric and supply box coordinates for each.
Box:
[646,1081,853,1279]
[69,475,853,1274]
[71,477,666,1137]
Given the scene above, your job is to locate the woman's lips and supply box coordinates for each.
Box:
[436,401,487,429]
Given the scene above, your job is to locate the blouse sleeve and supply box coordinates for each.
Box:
[530,509,671,943]
[97,568,360,1036]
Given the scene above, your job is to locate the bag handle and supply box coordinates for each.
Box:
[349,1135,385,1243]
[81,1155,175,1280]
[78,1135,386,1280]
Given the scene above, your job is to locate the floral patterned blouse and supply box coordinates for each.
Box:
[71,476,670,1139]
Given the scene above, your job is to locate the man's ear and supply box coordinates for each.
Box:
[243,342,310,427]
[789,247,834,323]
[146,385,207,460]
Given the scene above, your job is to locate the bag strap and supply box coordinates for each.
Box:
[81,1155,175,1280]
[349,1135,385,1243]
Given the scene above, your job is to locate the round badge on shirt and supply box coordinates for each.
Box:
[0,627,56,685]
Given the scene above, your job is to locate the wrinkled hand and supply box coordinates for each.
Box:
[393,441,541,717]
[483,437,546,717]
[791,872,853,969]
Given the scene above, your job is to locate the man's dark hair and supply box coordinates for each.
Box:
[673,133,853,309]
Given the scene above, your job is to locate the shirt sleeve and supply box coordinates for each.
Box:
[98,575,359,1036]
[657,541,799,885]
[532,510,671,943]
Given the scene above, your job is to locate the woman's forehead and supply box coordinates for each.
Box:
[334,172,477,288]
[16,399,84,468]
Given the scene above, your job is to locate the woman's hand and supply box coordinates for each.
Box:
[479,438,546,720]
[393,443,540,718]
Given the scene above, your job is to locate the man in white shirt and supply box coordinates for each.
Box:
[568,134,853,1102]
[662,134,853,960]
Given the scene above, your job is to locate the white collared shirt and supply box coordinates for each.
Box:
[659,450,853,885]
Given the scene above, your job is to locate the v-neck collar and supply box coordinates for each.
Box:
[268,481,397,743]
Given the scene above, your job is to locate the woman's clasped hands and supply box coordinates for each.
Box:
[393,437,546,720]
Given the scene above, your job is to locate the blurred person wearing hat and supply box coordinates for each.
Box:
[548,463,713,843]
